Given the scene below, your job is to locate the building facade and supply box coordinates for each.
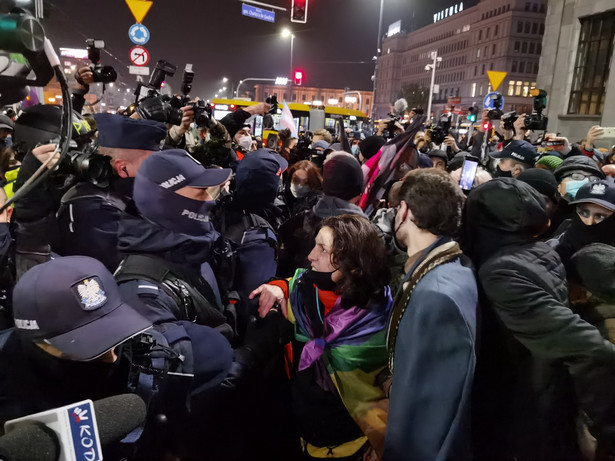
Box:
[254,84,373,115]
[375,0,547,120]
[537,0,615,140]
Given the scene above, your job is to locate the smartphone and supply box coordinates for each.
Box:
[600,127,615,139]
[459,157,479,191]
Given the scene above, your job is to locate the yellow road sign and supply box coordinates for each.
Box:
[125,0,153,24]
[487,71,507,92]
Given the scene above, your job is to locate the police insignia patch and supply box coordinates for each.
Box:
[75,277,107,310]
[591,183,607,195]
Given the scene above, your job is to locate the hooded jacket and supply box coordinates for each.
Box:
[464,178,615,461]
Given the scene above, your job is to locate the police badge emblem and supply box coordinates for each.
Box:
[590,183,607,195]
[75,278,107,310]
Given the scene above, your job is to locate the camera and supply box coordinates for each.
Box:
[501,111,518,131]
[85,39,117,84]
[487,92,504,120]
[177,64,213,128]
[134,60,184,126]
[524,89,548,131]
[47,135,113,185]
[430,114,452,145]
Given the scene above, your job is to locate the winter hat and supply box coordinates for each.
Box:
[312,140,330,151]
[553,156,605,182]
[571,243,615,303]
[536,155,564,171]
[358,135,386,160]
[322,152,364,201]
[517,168,560,204]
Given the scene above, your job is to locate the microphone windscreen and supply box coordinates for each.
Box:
[93,394,147,447]
[394,98,409,116]
[0,422,58,461]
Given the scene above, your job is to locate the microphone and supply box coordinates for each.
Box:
[0,394,146,461]
[393,98,409,117]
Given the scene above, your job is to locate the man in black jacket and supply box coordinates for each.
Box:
[464,178,615,461]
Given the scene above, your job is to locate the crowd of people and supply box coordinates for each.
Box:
[0,67,614,461]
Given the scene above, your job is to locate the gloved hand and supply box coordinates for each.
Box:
[136,96,171,124]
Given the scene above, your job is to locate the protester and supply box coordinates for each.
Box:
[251,214,392,459]
[282,159,323,217]
[385,169,477,460]
[464,178,615,461]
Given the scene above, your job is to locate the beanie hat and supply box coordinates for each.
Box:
[358,135,386,160]
[571,243,615,303]
[536,155,564,171]
[322,152,364,201]
[517,168,560,204]
[553,156,605,182]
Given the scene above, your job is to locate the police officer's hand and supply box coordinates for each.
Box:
[249,284,287,319]
[244,102,271,116]
[32,144,60,170]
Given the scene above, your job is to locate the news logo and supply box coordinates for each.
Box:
[67,401,102,461]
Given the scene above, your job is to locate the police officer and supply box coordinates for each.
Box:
[54,113,167,271]
[0,255,234,459]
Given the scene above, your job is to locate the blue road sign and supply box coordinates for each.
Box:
[129,23,150,45]
[241,3,275,23]
[483,91,504,109]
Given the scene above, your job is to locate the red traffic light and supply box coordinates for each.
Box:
[291,0,308,23]
[482,121,490,132]
[294,70,303,86]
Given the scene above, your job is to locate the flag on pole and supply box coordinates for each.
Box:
[280,101,298,138]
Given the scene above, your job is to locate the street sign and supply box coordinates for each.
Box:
[483,92,505,109]
[125,0,153,23]
[241,3,275,23]
[128,23,150,45]
[447,96,462,105]
[129,46,149,66]
[487,70,507,92]
[129,65,150,76]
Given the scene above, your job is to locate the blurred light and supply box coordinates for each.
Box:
[313,100,323,105]
[281,28,292,38]
[55,94,62,98]
[222,77,228,83]
[48,97,55,102]
[109,82,114,87]
[275,77,289,85]
[327,98,338,105]
[345,96,357,103]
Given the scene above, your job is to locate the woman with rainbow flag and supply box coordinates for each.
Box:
[250,214,393,460]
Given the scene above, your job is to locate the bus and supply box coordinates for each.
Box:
[211,98,369,138]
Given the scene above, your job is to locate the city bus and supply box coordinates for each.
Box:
[211,98,369,138]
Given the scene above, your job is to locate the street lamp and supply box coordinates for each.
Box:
[222,77,228,83]
[282,28,295,101]
[425,51,442,123]
[371,0,384,122]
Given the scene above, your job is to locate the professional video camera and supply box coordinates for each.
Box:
[134,59,183,125]
[487,92,504,120]
[84,39,117,84]
[429,113,452,145]
[177,64,213,128]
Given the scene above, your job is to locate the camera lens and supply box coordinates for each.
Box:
[100,66,117,84]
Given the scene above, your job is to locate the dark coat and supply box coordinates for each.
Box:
[384,255,477,461]
[465,179,615,460]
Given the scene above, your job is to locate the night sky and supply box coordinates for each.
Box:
[10,0,478,98]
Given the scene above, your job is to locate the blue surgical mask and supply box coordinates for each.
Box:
[0,137,11,147]
[564,179,589,201]
[351,145,360,156]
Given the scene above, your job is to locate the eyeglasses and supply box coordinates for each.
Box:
[567,173,600,182]
[576,206,614,224]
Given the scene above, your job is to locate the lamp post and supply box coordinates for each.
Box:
[282,28,295,102]
[370,0,384,123]
[425,51,442,124]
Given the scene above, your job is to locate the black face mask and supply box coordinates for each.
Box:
[566,212,615,252]
[495,165,513,178]
[303,268,338,291]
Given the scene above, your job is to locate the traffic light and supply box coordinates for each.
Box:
[294,70,303,86]
[291,0,308,23]
[482,121,490,132]
[467,106,477,122]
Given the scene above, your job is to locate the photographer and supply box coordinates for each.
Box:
[71,66,94,114]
